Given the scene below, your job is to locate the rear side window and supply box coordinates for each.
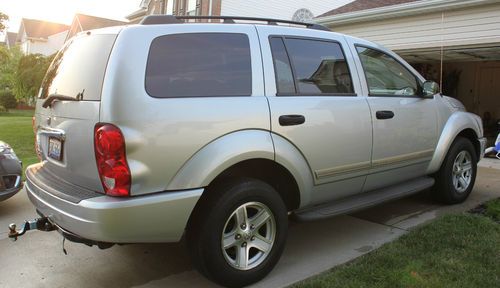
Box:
[40,34,117,101]
[270,37,354,95]
[146,33,252,98]
[269,37,295,94]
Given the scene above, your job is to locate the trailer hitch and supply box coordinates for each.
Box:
[9,217,114,252]
[8,217,56,241]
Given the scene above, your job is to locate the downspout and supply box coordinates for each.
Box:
[439,11,445,94]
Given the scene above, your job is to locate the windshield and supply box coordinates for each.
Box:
[39,33,117,100]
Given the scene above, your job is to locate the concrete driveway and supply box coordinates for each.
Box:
[0,164,499,288]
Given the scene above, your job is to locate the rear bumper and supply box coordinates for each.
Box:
[26,164,203,243]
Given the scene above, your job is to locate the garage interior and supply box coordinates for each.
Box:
[399,45,500,146]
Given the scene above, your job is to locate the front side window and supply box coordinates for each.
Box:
[356,46,419,96]
[146,33,252,98]
[282,38,354,95]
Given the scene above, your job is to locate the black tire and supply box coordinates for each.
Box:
[186,178,288,288]
[434,137,477,204]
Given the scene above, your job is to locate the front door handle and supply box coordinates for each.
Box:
[376,110,395,120]
[279,115,305,126]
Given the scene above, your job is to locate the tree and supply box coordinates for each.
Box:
[0,45,22,91]
[13,53,52,104]
[0,12,8,33]
[0,90,17,111]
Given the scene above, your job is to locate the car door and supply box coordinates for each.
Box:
[347,39,439,192]
[257,26,373,206]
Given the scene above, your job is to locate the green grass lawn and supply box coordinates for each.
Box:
[0,109,37,177]
[485,198,500,221]
[294,214,500,288]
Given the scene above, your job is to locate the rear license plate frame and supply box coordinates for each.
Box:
[48,137,63,161]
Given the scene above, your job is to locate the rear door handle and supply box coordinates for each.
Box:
[376,110,395,120]
[279,115,305,126]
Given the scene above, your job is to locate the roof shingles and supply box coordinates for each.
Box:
[75,14,127,31]
[20,18,69,39]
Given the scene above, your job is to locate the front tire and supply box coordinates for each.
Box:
[187,178,288,287]
[434,137,477,204]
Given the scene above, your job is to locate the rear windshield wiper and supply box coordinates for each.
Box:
[42,91,84,108]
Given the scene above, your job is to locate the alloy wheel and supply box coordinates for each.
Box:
[221,202,276,270]
[452,150,473,193]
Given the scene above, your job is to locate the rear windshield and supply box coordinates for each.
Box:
[39,33,117,101]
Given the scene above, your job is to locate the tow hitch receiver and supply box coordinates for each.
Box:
[8,218,56,241]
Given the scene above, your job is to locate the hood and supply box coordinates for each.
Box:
[443,96,466,112]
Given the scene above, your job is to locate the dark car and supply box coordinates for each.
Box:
[0,141,22,201]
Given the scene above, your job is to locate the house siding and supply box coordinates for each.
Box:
[47,30,68,53]
[331,2,500,51]
[19,29,67,56]
[220,0,352,21]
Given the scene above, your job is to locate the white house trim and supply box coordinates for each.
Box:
[315,0,499,26]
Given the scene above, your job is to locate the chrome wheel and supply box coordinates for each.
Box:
[452,150,473,193]
[221,202,276,271]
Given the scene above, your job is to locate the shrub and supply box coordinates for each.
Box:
[0,90,17,111]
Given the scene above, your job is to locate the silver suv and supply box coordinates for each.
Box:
[13,16,486,287]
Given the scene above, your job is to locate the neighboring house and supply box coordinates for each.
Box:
[65,13,128,41]
[5,32,18,49]
[127,0,169,23]
[16,19,69,56]
[315,0,500,139]
[127,0,352,23]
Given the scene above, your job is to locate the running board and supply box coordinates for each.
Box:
[294,177,435,221]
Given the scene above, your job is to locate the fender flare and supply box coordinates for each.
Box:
[167,129,275,190]
[166,130,314,209]
[427,111,482,174]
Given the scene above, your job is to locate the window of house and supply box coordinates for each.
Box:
[146,33,252,98]
[356,46,420,96]
[186,0,199,15]
[166,0,174,14]
[271,37,354,95]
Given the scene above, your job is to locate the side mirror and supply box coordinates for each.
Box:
[422,80,440,98]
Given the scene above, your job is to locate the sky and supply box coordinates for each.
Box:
[0,0,140,39]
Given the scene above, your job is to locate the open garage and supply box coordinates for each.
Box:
[316,0,500,144]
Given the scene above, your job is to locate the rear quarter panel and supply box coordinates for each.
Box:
[101,24,269,196]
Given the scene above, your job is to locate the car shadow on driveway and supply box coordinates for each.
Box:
[0,231,213,288]
[0,168,498,288]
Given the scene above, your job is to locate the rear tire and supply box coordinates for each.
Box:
[186,178,288,287]
[434,137,477,204]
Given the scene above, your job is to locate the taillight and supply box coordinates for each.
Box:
[94,123,131,197]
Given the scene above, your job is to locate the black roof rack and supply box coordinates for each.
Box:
[140,15,330,31]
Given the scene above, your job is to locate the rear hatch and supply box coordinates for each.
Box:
[33,31,118,194]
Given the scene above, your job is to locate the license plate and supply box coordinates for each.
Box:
[48,137,63,161]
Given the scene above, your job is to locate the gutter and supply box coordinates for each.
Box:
[315,0,498,26]
[25,37,48,43]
